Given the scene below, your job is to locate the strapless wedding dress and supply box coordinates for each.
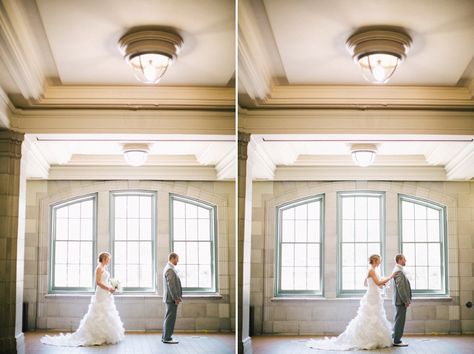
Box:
[306,277,392,350]
[41,270,125,346]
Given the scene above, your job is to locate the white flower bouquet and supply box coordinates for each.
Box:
[110,278,123,293]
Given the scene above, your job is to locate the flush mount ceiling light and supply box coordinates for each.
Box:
[119,28,183,84]
[351,143,377,167]
[123,143,150,166]
[346,28,411,84]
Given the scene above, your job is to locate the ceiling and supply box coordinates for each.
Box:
[239,0,474,181]
[0,0,235,181]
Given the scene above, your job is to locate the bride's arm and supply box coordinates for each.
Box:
[368,269,392,286]
[96,267,114,293]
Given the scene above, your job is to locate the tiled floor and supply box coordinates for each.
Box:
[25,331,235,354]
[251,335,474,354]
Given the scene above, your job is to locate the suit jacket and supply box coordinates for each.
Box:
[163,262,183,304]
[392,266,412,306]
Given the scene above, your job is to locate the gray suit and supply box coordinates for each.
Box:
[392,266,412,344]
[162,262,182,341]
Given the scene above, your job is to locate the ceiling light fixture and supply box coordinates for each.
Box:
[351,143,377,167]
[123,143,150,166]
[346,28,411,84]
[119,28,183,84]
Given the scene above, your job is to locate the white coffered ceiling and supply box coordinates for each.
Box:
[239,0,474,181]
[0,0,235,181]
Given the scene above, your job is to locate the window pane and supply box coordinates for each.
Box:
[114,242,127,265]
[282,220,294,242]
[427,220,439,242]
[69,219,80,240]
[127,242,139,265]
[294,244,307,266]
[198,242,211,264]
[128,196,139,218]
[56,218,68,240]
[173,219,186,240]
[415,204,427,219]
[342,220,354,242]
[281,267,293,290]
[186,219,198,240]
[198,219,210,240]
[342,267,354,289]
[140,196,151,217]
[114,196,127,218]
[55,264,67,287]
[416,266,428,289]
[355,220,367,242]
[307,267,319,290]
[307,220,319,242]
[174,201,185,218]
[415,243,428,266]
[68,241,80,264]
[367,220,379,242]
[355,243,367,266]
[55,242,68,264]
[342,197,354,219]
[80,242,92,265]
[173,242,186,261]
[187,265,198,287]
[282,208,294,220]
[307,202,320,219]
[295,204,307,219]
[81,200,93,218]
[56,207,68,218]
[139,218,152,240]
[294,267,307,289]
[295,220,307,242]
[198,207,210,219]
[139,265,152,288]
[403,243,415,264]
[367,243,380,258]
[67,265,80,287]
[199,265,212,288]
[415,220,427,242]
[402,201,414,219]
[115,219,127,240]
[187,242,198,264]
[367,197,380,219]
[402,220,414,242]
[69,203,80,218]
[127,218,139,240]
[80,265,92,287]
[428,243,441,266]
[427,207,439,220]
[307,244,319,267]
[355,267,367,290]
[127,264,139,287]
[355,197,367,219]
[428,267,441,289]
[185,203,198,219]
[342,244,354,266]
[139,242,152,265]
[281,244,294,267]
[80,218,93,240]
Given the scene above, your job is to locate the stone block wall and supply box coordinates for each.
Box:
[250,181,474,335]
[23,180,235,333]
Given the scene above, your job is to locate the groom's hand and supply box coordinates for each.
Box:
[175,299,181,305]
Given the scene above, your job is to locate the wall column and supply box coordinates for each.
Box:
[0,129,25,354]
[238,132,253,354]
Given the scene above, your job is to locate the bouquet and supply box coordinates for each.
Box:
[110,278,123,293]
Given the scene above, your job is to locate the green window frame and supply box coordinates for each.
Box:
[110,191,156,292]
[49,194,97,292]
[337,191,385,297]
[275,195,324,297]
[170,194,218,293]
[398,194,447,296]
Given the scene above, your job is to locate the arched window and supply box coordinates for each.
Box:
[399,195,447,295]
[111,191,156,291]
[50,194,96,291]
[170,195,217,293]
[337,191,385,296]
[276,195,324,296]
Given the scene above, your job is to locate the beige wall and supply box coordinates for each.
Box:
[23,180,235,333]
[250,181,474,335]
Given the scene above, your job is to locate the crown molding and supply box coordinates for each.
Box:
[294,154,430,166]
[0,87,15,128]
[249,138,276,179]
[239,109,474,135]
[271,165,447,181]
[257,85,474,109]
[445,142,474,180]
[11,109,235,135]
[22,135,49,179]
[216,151,235,180]
[46,165,218,181]
[67,154,201,166]
[0,0,45,99]
[238,0,281,100]
[23,85,235,109]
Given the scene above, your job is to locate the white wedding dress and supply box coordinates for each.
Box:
[41,270,125,346]
[306,276,392,351]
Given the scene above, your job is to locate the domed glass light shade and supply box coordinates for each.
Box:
[351,144,377,167]
[347,28,411,84]
[123,143,150,166]
[119,29,183,85]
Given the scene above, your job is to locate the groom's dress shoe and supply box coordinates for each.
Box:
[162,339,179,344]
[393,341,408,347]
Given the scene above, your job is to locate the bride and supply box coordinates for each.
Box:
[306,254,393,350]
[41,251,125,346]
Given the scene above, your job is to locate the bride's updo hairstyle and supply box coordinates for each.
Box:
[369,254,381,264]
[98,251,111,263]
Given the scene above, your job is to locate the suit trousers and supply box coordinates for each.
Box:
[162,302,178,341]
[393,304,407,344]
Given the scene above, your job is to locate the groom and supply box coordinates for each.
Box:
[162,252,183,344]
[392,254,412,347]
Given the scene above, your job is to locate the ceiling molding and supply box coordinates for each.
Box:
[0,0,45,99]
[294,154,430,166]
[249,138,276,179]
[256,85,474,109]
[239,109,474,135]
[215,151,235,180]
[23,85,235,109]
[0,87,14,128]
[22,135,49,179]
[67,154,201,166]
[46,165,218,181]
[238,0,279,100]
[11,109,235,135]
[445,142,474,180]
[271,165,447,181]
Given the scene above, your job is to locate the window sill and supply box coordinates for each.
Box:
[271,296,453,302]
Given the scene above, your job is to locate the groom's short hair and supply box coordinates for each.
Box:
[169,252,178,261]
[395,254,405,263]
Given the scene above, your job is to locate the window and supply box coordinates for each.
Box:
[50,195,96,291]
[338,191,385,296]
[276,195,324,296]
[111,191,156,291]
[170,195,217,292]
[399,195,447,295]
